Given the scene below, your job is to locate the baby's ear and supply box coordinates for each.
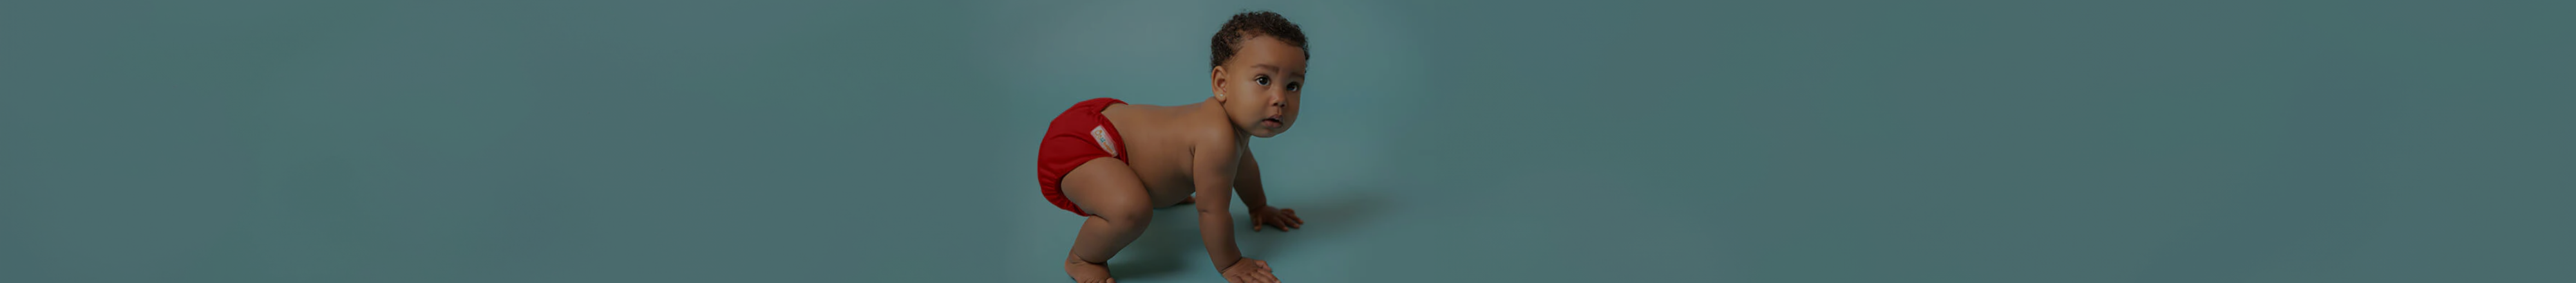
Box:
[1209,66,1228,102]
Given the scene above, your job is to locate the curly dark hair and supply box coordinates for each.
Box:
[1209,11,1309,68]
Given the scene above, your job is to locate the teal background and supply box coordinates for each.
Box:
[4,1,2571,282]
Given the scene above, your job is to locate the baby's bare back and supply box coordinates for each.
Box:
[1099,102,1240,207]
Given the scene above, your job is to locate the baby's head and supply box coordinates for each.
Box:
[1209,11,1307,138]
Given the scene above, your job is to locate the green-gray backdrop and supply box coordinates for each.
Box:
[5,1,2569,282]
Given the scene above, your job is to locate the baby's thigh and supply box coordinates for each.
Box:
[1061,158,1151,219]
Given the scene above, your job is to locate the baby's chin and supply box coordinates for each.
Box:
[1240,125,1289,138]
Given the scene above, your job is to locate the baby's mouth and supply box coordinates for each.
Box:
[1260,116,1283,128]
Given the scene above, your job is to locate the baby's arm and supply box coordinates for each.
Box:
[1191,136,1247,269]
[1235,147,1303,232]
[1233,147,1269,209]
[1195,138,1279,282]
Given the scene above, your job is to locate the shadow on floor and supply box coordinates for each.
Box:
[1108,190,1390,279]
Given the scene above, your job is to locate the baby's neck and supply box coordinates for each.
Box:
[1188,97,1227,118]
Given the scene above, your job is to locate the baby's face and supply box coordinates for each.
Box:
[1217,36,1306,138]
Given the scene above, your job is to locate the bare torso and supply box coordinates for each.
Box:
[1099,101,1236,206]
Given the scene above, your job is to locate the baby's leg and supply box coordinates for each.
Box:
[1061,158,1155,282]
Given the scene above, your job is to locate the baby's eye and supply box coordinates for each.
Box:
[1255,75,1270,86]
[1286,82,1301,91]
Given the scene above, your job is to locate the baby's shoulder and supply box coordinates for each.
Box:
[1176,112,1244,151]
[1188,118,1243,146]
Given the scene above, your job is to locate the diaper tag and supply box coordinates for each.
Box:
[1091,125,1117,157]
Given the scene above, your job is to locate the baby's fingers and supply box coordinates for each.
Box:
[1228,271,1276,283]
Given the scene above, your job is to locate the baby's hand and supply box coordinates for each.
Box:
[1249,206,1302,232]
[1221,258,1278,283]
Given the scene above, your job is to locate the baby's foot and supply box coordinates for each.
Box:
[1065,257,1115,283]
[1161,194,1197,208]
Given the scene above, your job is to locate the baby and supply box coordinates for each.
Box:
[1034,11,1309,283]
